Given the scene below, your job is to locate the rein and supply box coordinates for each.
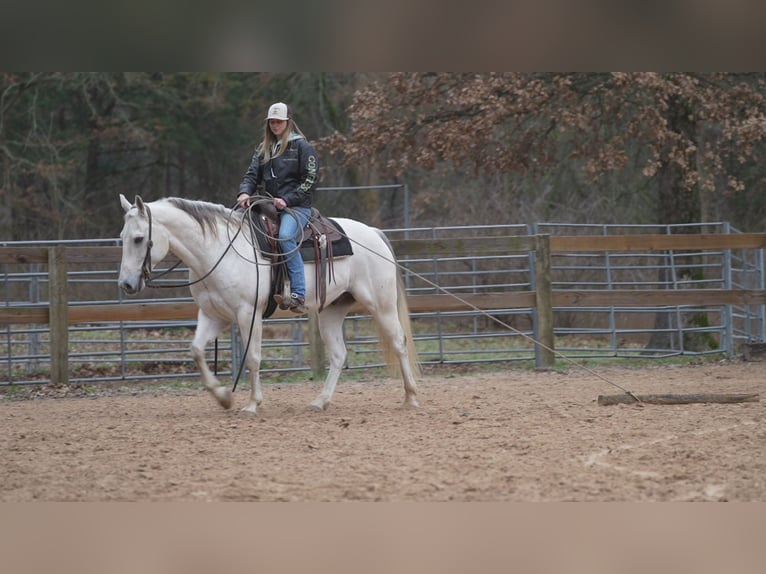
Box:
[135,197,335,395]
[140,203,242,290]
[140,203,155,284]
[137,200,262,393]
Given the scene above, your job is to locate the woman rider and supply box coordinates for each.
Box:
[236,102,320,313]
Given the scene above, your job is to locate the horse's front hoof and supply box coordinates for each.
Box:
[212,386,233,410]
[308,400,327,412]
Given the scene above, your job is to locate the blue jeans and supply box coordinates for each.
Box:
[279,207,311,298]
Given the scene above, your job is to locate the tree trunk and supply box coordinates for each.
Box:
[0,140,11,239]
[646,97,701,353]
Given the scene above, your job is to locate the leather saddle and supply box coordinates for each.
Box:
[249,203,353,317]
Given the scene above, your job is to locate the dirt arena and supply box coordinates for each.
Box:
[1,360,763,501]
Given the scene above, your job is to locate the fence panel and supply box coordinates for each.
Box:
[1,224,765,386]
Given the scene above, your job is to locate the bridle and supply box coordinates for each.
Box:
[132,197,313,394]
[134,199,259,393]
[138,202,240,289]
[140,203,157,284]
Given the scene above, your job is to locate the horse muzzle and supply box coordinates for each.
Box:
[118,275,143,295]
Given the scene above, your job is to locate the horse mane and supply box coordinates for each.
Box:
[164,197,235,237]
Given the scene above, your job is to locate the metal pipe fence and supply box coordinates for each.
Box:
[2,222,764,386]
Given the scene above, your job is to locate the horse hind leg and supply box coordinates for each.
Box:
[315,292,419,411]
[369,229,419,408]
[191,313,233,410]
[378,315,419,409]
[371,293,420,409]
[311,302,352,411]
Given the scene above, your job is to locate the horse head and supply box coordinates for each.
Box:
[118,194,169,294]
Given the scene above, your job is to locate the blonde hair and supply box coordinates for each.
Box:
[256,105,307,163]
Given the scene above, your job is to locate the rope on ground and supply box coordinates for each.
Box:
[340,230,643,403]
[222,203,640,402]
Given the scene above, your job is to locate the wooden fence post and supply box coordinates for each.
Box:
[534,235,555,369]
[48,246,69,385]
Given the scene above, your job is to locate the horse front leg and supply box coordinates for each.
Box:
[191,312,233,410]
[238,311,264,415]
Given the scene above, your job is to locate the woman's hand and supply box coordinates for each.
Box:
[237,193,251,208]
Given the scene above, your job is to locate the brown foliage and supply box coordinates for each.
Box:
[323,73,766,215]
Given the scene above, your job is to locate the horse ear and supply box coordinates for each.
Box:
[135,195,145,214]
[119,194,132,213]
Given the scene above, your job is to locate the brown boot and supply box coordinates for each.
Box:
[273,293,291,310]
[288,293,307,314]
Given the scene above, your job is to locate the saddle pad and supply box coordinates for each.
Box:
[299,218,353,261]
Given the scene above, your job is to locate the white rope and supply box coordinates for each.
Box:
[225,201,639,400]
[342,229,641,400]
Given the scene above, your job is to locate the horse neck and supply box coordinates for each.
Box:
[150,201,263,270]
[150,203,216,269]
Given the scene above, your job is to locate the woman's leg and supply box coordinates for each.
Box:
[278,207,311,301]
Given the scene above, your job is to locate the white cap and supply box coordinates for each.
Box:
[266,102,289,121]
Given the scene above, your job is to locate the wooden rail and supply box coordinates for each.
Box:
[5,289,764,325]
[2,233,766,383]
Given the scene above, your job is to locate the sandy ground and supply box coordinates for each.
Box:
[1,360,763,501]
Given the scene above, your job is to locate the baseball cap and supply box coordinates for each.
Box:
[266,102,289,121]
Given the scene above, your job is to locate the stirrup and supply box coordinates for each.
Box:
[288,293,307,313]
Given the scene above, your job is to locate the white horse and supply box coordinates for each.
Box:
[117,195,419,413]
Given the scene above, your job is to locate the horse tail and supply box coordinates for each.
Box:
[375,230,421,379]
[394,266,422,379]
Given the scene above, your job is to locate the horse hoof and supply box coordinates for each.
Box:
[241,403,258,415]
[212,387,233,410]
[403,396,420,409]
[308,401,326,412]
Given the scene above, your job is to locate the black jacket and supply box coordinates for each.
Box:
[238,135,319,209]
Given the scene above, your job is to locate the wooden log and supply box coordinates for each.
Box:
[598,393,760,406]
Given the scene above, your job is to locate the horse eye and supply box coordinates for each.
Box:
[133,236,144,245]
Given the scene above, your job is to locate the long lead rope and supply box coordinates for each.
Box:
[231,212,262,393]
[336,230,642,402]
[141,203,244,290]
[141,197,312,393]
[142,200,637,401]
[224,202,640,400]
[139,201,267,392]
